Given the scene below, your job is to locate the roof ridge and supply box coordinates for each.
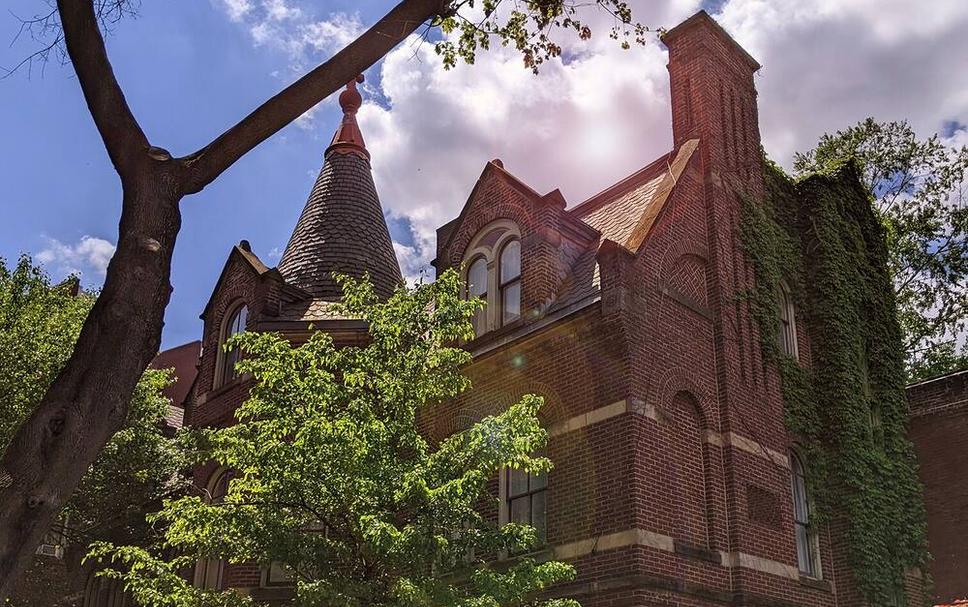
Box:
[569,149,676,216]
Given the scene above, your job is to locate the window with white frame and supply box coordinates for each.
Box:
[777,281,798,358]
[462,220,522,337]
[215,302,247,388]
[194,470,229,590]
[502,466,547,546]
[790,451,821,578]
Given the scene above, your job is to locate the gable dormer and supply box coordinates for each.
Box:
[434,160,598,336]
[196,241,287,396]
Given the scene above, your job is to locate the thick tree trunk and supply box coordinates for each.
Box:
[0,163,184,599]
[0,0,446,597]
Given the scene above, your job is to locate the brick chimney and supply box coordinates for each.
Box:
[662,11,762,194]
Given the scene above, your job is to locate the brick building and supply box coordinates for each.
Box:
[183,11,926,607]
[908,369,968,605]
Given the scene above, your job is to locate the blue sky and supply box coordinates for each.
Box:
[2,0,966,350]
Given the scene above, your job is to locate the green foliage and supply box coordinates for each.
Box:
[434,0,650,73]
[0,255,188,548]
[794,118,968,380]
[741,161,928,602]
[92,270,577,607]
[0,256,90,447]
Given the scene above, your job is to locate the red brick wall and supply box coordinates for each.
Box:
[181,11,926,607]
[908,370,968,604]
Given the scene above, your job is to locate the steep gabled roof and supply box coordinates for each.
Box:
[200,241,272,320]
[571,139,699,253]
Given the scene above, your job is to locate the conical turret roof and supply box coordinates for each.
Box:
[277,76,401,300]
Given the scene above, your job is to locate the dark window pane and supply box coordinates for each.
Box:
[531,491,547,543]
[510,496,530,525]
[509,468,529,497]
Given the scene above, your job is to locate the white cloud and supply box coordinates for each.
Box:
[393,241,433,287]
[213,0,364,73]
[348,0,968,271]
[37,236,116,281]
[218,0,253,22]
[215,0,968,278]
[716,0,968,165]
[263,0,301,22]
[357,1,699,271]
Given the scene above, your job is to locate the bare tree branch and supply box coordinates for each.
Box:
[56,0,148,178]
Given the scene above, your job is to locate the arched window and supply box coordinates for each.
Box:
[461,220,522,337]
[790,451,821,578]
[216,303,247,388]
[194,470,229,590]
[499,239,521,326]
[777,282,798,358]
[467,257,489,336]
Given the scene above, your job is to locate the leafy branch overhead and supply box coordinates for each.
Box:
[91,270,577,607]
[434,0,651,72]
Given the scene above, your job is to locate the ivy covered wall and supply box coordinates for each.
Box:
[740,159,928,603]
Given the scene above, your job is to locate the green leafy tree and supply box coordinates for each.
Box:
[90,271,576,607]
[2,1,647,592]
[794,119,968,380]
[0,256,188,601]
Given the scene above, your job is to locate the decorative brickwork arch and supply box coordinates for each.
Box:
[447,203,533,269]
[667,390,712,548]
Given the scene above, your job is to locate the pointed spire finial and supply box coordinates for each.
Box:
[328,74,368,159]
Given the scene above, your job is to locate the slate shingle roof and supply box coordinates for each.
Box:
[277,151,402,301]
[578,172,666,247]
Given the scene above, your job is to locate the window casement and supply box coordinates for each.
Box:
[777,281,798,359]
[467,256,489,336]
[461,220,522,337]
[215,302,248,389]
[193,470,230,590]
[790,451,821,579]
[499,239,521,326]
[499,466,548,548]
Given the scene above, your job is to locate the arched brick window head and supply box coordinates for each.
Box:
[790,451,821,578]
[462,219,521,337]
[215,303,247,389]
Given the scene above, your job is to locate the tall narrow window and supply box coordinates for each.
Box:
[194,470,229,589]
[790,452,821,578]
[499,239,521,325]
[467,257,488,336]
[506,467,547,544]
[777,282,798,358]
[216,303,247,388]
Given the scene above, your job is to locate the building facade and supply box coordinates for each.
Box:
[185,11,927,607]
[908,370,968,605]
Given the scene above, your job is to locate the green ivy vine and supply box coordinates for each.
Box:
[740,158,928,603]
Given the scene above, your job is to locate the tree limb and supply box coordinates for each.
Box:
[180,0,448,194]
[56,0,149,179]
